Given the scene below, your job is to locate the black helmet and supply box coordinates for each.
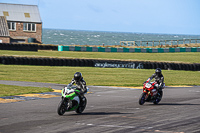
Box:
[155,68,162,76]
[74,72,82,81]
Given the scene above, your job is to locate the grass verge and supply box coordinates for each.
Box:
[0,49,200,97]
[0,50,200,63]
[0,65,199,87]
[0,84,53,97]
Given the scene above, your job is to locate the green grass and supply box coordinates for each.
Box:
[0,65,199,87]
[0,50,200,63]
[0,84,53,97]
[0,50,200,97]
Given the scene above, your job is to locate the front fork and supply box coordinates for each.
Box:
[143,89,151,101]
[61,97,72,111]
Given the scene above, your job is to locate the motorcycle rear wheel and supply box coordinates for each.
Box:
[57,98,67,115]
[139,92,147,105]
[76,97,87,114]
[153,91,163,104]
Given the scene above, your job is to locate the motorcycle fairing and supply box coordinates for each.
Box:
[61,88,80,101]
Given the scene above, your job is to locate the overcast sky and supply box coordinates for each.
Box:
[1,0,200,35]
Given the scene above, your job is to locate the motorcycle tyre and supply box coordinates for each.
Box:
[57,98,67,115]
[139,92,146,105]
[76,97,87,114]
[153,91,163,105]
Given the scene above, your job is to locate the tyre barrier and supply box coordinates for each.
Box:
[0,56,200,71]
[0,43,38,51]
[38,45,58,51]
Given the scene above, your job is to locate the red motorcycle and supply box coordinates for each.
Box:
[139,81,165,105]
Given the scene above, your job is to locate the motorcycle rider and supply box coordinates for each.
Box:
[68,72,87,103]
[145,68,164,92]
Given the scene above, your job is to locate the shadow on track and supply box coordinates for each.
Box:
[157,103,200,106]
[71,112,133,116]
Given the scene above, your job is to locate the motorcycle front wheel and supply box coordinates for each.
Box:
[57,98,68,115]
[139,92,147,105]
[76,97,87,114]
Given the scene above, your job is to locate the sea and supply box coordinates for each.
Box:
[42,29,200,46]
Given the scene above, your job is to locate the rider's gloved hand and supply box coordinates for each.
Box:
[67,84,72,88]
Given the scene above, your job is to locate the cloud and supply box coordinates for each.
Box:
[87,4,103,13]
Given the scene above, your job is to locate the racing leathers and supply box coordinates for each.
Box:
[146,73,164,91]
[68,77,87,102]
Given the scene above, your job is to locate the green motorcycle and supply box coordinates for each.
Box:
[57,84,89,115]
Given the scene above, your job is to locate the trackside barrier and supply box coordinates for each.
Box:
[0,43,59,51]
[58,46,200,53]
[0,56,200,71]
[0,43,38,51]
[38,45,58,51]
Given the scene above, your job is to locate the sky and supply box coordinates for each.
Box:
[1,0,200,35]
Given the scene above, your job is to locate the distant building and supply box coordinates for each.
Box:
[0,3,42,43]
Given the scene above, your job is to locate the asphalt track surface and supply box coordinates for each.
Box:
[0,81,200,133]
